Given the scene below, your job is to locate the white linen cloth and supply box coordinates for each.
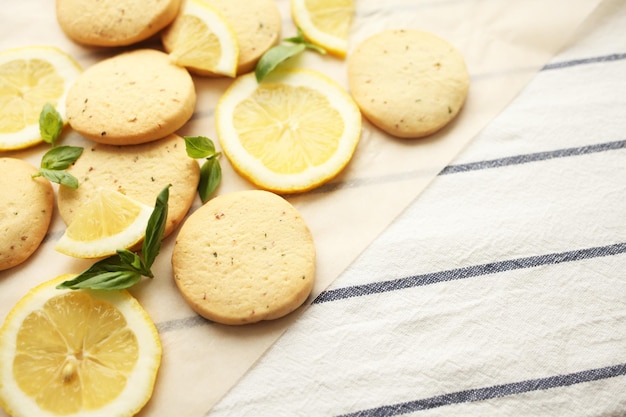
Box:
[207,1,626,416]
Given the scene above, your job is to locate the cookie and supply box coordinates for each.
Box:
[56,0,181,47]
[205,0,282,75]
[0,158,54,271]
[347,29,469,138]
[66,49,196,145]
[172,190,316,325]
[57,134,200,240]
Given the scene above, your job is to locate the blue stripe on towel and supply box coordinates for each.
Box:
[314,242,626,303]
[337,362,626,417]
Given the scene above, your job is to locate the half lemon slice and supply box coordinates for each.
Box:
[55,188,153,259]
[162,0,239,77]
[291,0,354,58]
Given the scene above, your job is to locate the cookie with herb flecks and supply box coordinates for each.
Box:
[172,189,316,325]
[66,49,196,145]
[56,0,181,47]
[347,29,469,138]
[57,134,199,240]
[0,158,54,271]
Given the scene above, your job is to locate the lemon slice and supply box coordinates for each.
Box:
[0,274,161,417]
[162,0,239,77]
[0,46,82,151]
[215,68,362,193]
[291,0,354,58]
[55,188,153,259]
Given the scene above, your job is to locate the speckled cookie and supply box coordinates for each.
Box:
[56,0,181,47]
[204,0,282,75]
[347,29,469,138]
[57,134,200,240]
[172,190,316,325]
[66,49,196,145]
[0,158,54,271]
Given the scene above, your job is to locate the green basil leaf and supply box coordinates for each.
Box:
[41,145,83,170]
[117,249,146,273]
[198,155,222,204]
[284,28,327,54]
[255,43,306,82]
[142,184,171,270]
[184,136,216,159]
[56,255,142,290]
[57,270,142,290]
[37,168,79,189]
[39,103,63,145]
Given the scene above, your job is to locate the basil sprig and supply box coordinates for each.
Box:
[33,103,83,188]
[184,136,222,203]
[255,28,326,82]
[57,184,171,290]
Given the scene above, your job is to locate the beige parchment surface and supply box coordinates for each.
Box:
[0,0,603,416]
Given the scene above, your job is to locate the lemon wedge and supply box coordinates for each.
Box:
[291,0,354,58]
[55,188,153,259]
[215,68,362,193]
[162,0,239,77]
[0,274,161,417]
[0,46,82,151]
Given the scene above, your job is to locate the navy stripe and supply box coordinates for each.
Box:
[313,242,626,304]
[440,139,626,175]
[337,362,626,417]
[542,52,626,71]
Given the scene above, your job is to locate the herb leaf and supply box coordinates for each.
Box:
[39,103,64,145]
[36,168,79,189]
[184,136,222,204]
[255,43,306,82]
[56,185,171,290]
[255,28,327,82]
[142,184,170,271]
[198,156,222,203]
[41,146,83,170]
[184,135,216,158]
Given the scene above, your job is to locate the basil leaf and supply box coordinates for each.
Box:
[56,255,142,290]
[142,184,170,270]
[39,103,63,145]
[285,28,327,54]
[117,249,146,273]
[255,43,306,82]
[57,270,142,290]
[36,168,79,189]
[198,155,222,204]
[184,136,216,159]
[41,146,83,170]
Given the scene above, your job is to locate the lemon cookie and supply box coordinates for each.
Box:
[57,134,199,241]
[172,190,316,325]
[0,158,54,271]
[205,0,282,75]
[56,0,181,47]
[347,29,469,138]
[66,49,196,145]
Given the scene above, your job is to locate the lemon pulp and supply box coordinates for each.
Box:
[14,291,138,414]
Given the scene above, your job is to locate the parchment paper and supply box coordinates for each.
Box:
[0,0,603,415]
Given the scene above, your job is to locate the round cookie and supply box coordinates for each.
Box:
[347,29,469,138]
[172,190,316,325]
[0,158,54,271]
[57,134,200,240]
[56,0,181,47]
[66,49,196,145]
[204,0,281,75]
